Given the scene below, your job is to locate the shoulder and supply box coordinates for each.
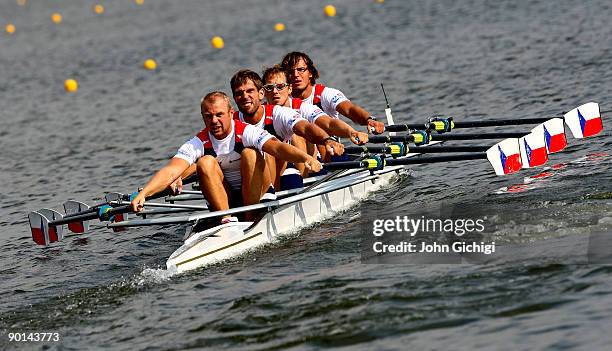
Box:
[194,129,211,147]
[291,97,303,109]
[300,103,325,117]
[321,85,348,105]
[321,85,345,97]
[234,120,249,135]
[243,122,266,135]
[273,105,301,118]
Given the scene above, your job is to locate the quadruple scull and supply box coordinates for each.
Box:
[27,101,604,274]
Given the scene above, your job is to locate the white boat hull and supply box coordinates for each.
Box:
[166,166,405,274]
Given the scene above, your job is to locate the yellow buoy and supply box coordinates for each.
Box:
[5,23,16,34]
[94,4,104,14]
[143,59,157,70]
[324,5,336,17]
[274,23,286,32]
[64,79,78,93]
[17,0,27,6]
[51,13,62,24]
[135,0,144,5]
[376,0,384,3]
[211,36,224,49]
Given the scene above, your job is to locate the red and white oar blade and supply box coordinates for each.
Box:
[486,138,522,175]
[519,129,548,169]
[532,118,567,153]
[104,192,129,232]
[63,200,90,233]
[564,102,603,138]
[29,211,50,246]
[38,209,64,242]
[110,213,128,232]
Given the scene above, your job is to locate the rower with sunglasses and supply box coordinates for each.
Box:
[263,65,368,145]
[280,51,386,135]
[262,65,369,175]
[230,69,345,190]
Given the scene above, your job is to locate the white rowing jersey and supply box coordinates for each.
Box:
[289,97,327,124]
[298,84,348,119]
[234,105,306,142]
[173,119,274,189]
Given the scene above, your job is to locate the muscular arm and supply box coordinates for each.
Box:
[261,138,312,164]
[314,115,368,144]
[292,120,345,155]
[292,119,330,145]
[131,158,190,211]
[336,100,385,134]
[336,100,370,125]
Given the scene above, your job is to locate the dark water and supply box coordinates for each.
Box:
[1,0,611,350]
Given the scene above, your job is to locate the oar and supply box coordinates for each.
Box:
[62,173,199,220]
[383,102,605,137]
[323,153,488,171]
[28,174,200,245]
[344,144,490,156]
[367,132,528,144]
[384,117,553,133]
[325,135,544,177]
[108,169,390,229]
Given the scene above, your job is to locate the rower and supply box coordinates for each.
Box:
[130,92,321,222]
[262,65,369,175]
[280,51,386,135]
[230,69,344,189]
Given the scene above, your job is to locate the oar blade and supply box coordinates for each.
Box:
[110,213,128,232]
[38,209,64,243]
[532,118,567,153]
[63,200,90,233]
[519,129,548,169]
[104,193,129,232]
[28,209,64,245]
[28,211,50,246]
[486,138,522,175]
[564,102,603,138]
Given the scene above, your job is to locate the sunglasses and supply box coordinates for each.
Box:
[263,83,289,92]
[291,67,308,74]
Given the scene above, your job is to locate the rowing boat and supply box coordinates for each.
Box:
[164,165,404,273]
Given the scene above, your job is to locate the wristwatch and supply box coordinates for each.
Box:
[323,136,338,143]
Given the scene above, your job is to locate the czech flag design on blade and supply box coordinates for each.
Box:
[487,138,522,175]
[577,109,603,137]
[564,102,603,139]
[532,118,566,153]
[544,125,566,153]
[519,131,548,168]
[499,146,522,174]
